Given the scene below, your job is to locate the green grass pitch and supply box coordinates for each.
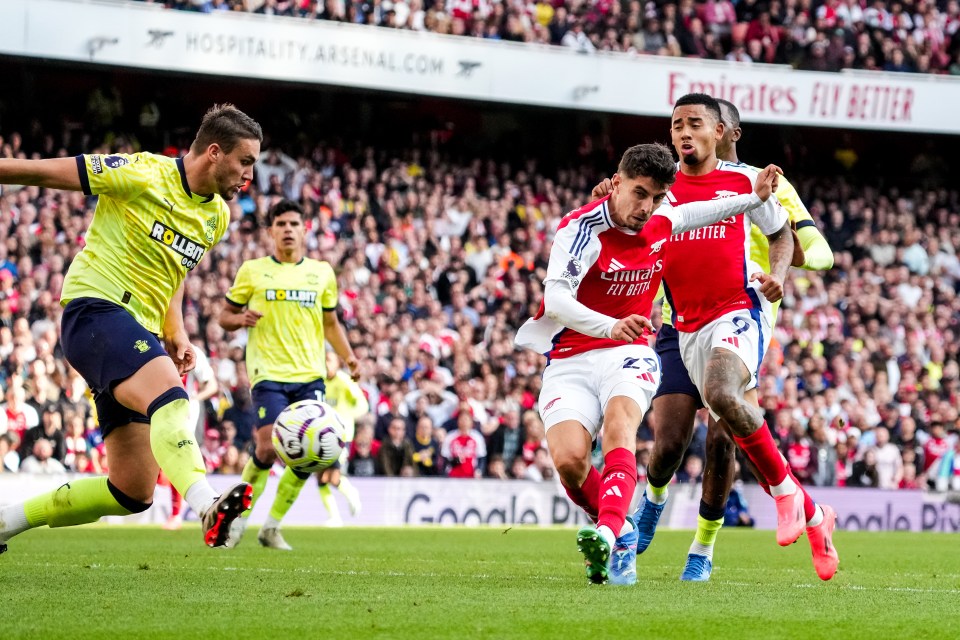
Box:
[2,526,958,639]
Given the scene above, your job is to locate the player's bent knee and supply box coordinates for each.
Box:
[107,478,154,510]
[251,450,274,470]
[552,449,591,484]
[702,388,738,418]
[255,442,277,463]
[146,387,189,419]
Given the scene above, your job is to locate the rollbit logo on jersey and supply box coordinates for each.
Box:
[148,220,206,270]
[265,289,318,308]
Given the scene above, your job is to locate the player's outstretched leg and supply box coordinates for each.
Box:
[258,466,309,550]
[0,476,151,554]
[805,504,839,580]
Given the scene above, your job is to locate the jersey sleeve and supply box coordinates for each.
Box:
[543,212,616,338]
[659,193,763,235]
[543,215,604,293]
[746,194,788,236]
[775,175,814,228]
[75,153,151,202]
[225,261,253,307]
[320,262,338,311]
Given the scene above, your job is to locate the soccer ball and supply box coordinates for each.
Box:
[271,400,346,473]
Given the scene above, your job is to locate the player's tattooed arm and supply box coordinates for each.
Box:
[751,222,793,303]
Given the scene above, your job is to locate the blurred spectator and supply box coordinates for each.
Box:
[934,435,960,491]
[411,415,443,476]
[379,416,416,475]
[848,449,880,487]
[442,409,487,478]
[19,438,67,474]
[486,454,509,479]
[677,454,704,484]
[1,433,21,472]
[872,427,904,489]
[348,421,381,477]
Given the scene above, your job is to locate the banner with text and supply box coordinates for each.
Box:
[0,0,957,134]
[2,474,957,532]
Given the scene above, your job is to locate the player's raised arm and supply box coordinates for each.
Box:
[665,164,780,234]
[664,165,780,235]
[0,157,82,191]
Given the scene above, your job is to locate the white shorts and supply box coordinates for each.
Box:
[679,308,773,418]
[538,344,661,439]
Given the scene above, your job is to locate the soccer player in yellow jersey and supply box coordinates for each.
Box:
[316,351,369,527]
[0,104,262,553]
[626,99,836,581]
[220,199,359,550]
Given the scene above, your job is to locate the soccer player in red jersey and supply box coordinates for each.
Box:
[515,142,780,585]
[632,93,837,581]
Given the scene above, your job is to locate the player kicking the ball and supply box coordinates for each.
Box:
[0,104,260,552]
[515,143,781,585]
[220,199,360,550]
[590,97,838,582]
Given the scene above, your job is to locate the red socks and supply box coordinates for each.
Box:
[737,426,816,522]
[733,423,789,486]
[170,486,182,517]
[597,448,638,534]
[563,466,601,523]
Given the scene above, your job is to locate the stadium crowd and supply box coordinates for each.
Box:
[137,0,960,74]
[0,111,958,492]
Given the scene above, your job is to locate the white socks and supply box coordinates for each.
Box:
[184,480,218,516]
[597,525,617,548]
[806,505,824,528]
[0,504,29,543]
[769,475,798,497]
[689,540,714,560]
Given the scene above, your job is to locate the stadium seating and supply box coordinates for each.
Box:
[135,0,960,75]
[0,106,957,489]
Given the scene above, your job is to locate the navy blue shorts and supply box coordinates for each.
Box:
[61,297,166,436]
[652,324,704,409]
[251,379,327,430]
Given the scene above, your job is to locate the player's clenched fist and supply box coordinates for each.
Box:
[610,314,653,342]
[753,164,782,202]
[749,272,784,302]
[240,309,263,327]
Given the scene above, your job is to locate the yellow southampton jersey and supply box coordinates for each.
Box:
[324,370,369,442]
[226,256,338,387]
[62,152,229,335]
[661,168,813,326]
